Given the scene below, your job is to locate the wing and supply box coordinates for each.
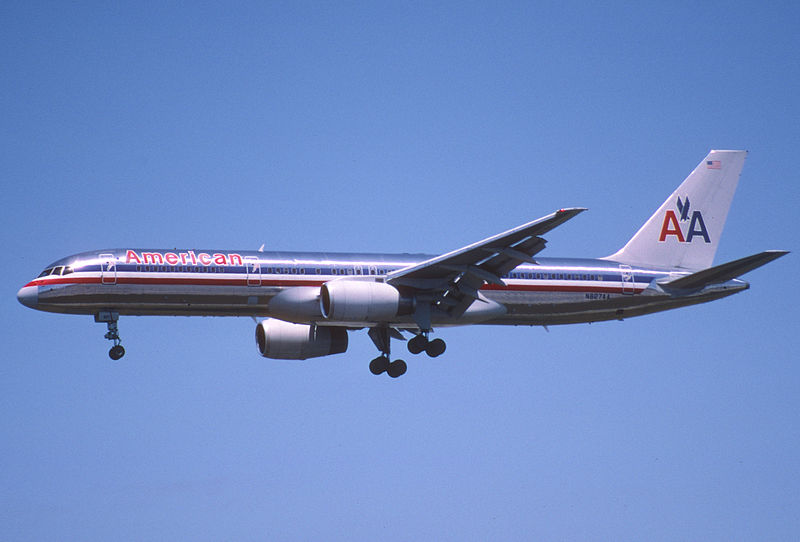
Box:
[387,208,586,322]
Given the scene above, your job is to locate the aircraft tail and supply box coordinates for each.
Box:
[604,150,748,270]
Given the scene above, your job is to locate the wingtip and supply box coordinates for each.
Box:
[765,249,790,257]
[557,207,588,215]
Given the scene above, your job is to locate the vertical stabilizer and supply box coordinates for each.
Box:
[604,150,747,270]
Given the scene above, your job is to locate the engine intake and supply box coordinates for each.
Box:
[255,318,348,360]
[320,280,409,322]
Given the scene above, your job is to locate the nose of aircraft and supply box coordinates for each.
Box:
[17,285,38,308]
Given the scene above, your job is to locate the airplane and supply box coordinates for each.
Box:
[17,150,788,378]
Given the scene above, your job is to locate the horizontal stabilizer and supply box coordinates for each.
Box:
[661,250,788,291]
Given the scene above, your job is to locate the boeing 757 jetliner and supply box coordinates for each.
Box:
[17,150,787,377]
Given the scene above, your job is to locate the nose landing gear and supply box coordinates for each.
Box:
[95,311,125,360]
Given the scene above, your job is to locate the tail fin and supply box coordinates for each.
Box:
[604,150,747,270]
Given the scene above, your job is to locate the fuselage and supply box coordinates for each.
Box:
[17,248,748,328]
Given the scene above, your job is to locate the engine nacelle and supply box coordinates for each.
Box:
[255,318,348,360]
[320,280,408,322]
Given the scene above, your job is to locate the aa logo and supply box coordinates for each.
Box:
[658,197,710,243]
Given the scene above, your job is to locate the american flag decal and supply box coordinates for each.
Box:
[706,160,721,169]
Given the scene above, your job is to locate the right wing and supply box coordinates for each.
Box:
[387,208,586,322]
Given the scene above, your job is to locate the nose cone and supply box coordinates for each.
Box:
[17,285,38,308]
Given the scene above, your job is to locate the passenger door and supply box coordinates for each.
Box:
[245,256,261,286]
[620,264,634,295]
[99,253,116,285]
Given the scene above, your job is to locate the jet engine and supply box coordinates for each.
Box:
[320,280,411,322]
[255,318,348,360]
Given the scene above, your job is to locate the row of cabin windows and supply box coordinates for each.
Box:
[38,266,74,277]
[119,267,609,280]
[265,267,393,275]
[136,265,226,273]
[130,266,396,275]
[508,271,605,281]
[39,265,610,281]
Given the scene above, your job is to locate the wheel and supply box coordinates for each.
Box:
[387,359,407,378]
[109,345,125,360]
[407,335,428,355]
[425,338,446,358]
[369,356,390,375]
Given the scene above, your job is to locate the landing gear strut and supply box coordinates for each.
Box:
[367,327,407,378]
[95,311,125,360]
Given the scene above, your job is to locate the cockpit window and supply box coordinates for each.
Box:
[38,268,53,278]
[53,266,64,275]
[62,266,74,275]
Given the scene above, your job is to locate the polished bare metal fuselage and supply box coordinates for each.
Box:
[26,249,747,328]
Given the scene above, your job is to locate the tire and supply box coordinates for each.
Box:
[109,345,125,360]
[425,338,446,358]
[387,359,407,378]
[407,335,427,355]
[369,356,389,375]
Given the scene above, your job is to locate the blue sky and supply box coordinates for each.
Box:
[2,2,798,540]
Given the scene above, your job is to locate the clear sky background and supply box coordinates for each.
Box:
[2,2,798,540]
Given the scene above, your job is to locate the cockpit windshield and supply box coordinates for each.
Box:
[37,266,73,277]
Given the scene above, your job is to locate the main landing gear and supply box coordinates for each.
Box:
[367,327,447,378]
[406,334,446,358]
[367,327,407,378]
[95,311,125,360]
